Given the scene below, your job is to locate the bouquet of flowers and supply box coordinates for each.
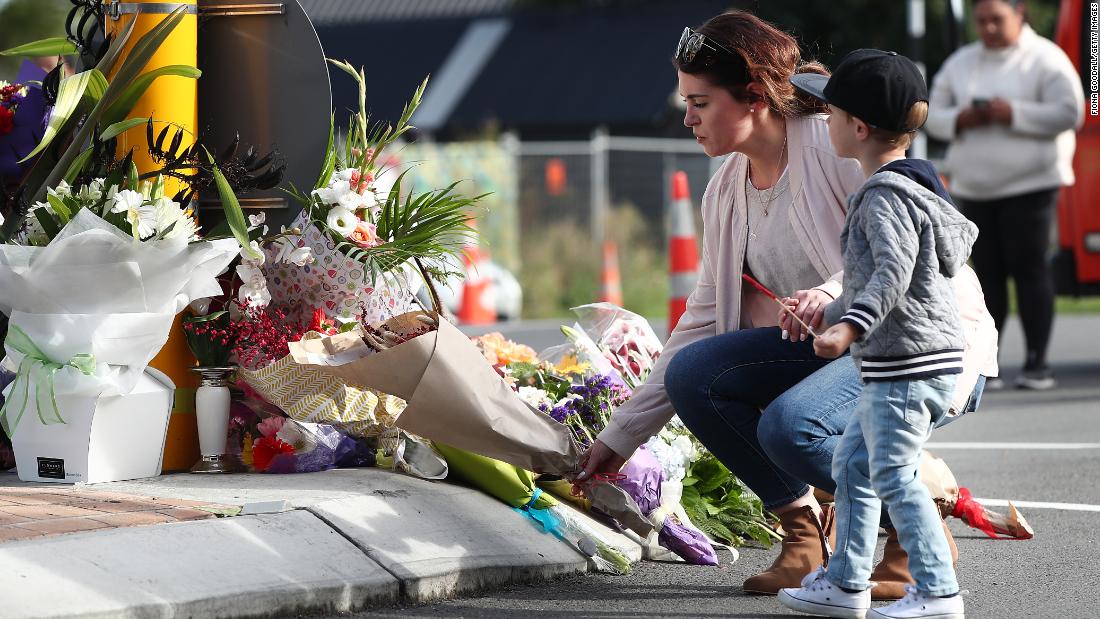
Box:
[275,60,482,327]
[560,303,662,389]
[288,311,655,537]
[229,393,372,474]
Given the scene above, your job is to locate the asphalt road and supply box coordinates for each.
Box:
[342,315,1100,618]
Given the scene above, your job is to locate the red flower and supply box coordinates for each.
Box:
[252,436,295,471]
[308,307,338,335]
[0,107,14,135]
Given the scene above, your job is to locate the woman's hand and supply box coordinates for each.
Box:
[987,98,1013,125]
[574,439,627,484]
[813,322,858,359]
[956,105,991,132]
[779,288,833,341]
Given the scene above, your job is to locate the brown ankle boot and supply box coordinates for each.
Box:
[743,505,834,595]
[870,521,959,600]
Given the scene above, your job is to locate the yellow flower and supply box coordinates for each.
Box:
[555,355,590,376]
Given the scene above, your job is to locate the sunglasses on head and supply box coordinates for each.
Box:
[675,27,744,71]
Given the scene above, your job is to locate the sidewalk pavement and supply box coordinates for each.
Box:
[0,467,656,618]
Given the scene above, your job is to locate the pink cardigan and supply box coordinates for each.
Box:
[597,115,998,458]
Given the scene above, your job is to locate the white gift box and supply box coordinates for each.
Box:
[10,368,175,484]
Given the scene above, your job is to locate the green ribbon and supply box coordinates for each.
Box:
[0,325,96,437]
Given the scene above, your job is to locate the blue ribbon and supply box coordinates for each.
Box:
[513,487,565,539]
[0,326,96,437]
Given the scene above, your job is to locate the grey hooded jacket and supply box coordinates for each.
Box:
[823,169,979,381]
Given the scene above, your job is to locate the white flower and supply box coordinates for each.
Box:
[152,197,199,241]
[52,180,72,198]
[247,212,267,234]
[236,262,270,308]
[517,386,553,410]
[555,393,583,408]
[109,189,158,239]
[326,206,358,237]
[312,178,351,205]
[671,435,698,463]
[336,168,357,182]
[72,178,105,203]
[110,189,145,214]
[239,240,265,266]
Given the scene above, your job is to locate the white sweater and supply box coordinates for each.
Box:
[925,25,1084,201]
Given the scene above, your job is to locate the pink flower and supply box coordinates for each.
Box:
[349,221,381,248]
[257,415,285,438]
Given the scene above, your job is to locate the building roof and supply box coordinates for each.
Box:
[298,0,515,25]
[307,1,730,134]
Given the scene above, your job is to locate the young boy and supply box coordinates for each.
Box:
[778,50,978,619]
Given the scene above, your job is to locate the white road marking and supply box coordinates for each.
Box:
[971,498,1100,513]
[925,442,1100,450]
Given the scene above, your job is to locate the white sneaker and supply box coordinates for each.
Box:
[778,566,870,618]
[868,585,964,618]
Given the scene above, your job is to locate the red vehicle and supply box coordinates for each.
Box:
[1054,0,1100,295]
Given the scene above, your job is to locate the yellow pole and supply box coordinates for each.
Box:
[104,0,201,472]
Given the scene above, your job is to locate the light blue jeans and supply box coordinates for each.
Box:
[826,375,960,596]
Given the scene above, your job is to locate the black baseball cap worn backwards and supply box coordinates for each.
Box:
[790,49,928,132]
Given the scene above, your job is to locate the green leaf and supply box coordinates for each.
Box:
[20,70,102,163]
[205,148,257,259]
[1,37,78,57]
[100,118,150,141]
[34,207,61,239]
[45,193,71,224]
[101,65,201,127]
[62,148,94,184]
[315,112,336,190]
[33,7,189,202]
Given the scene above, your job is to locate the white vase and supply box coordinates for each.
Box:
[190,366,240,473]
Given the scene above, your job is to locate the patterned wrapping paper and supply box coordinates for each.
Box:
[264,212,419,327]
[239,352,406,438]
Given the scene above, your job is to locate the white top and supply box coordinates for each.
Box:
[744,168,824,329]
[925,24,1085,200]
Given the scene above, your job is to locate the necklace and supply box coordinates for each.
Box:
[748,133,788,217]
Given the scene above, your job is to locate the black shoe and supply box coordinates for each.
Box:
[1015,368,1055,390]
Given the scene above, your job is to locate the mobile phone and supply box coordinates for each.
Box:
[972,98,990,108]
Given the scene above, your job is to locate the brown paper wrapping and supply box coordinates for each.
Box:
[289,314,653,536]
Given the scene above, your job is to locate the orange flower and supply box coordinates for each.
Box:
[349,221,380,248]
[472,332,537,366]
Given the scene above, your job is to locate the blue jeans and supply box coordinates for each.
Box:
[664,327,834,511]
[760,357,986,508]
[827,376,960,596]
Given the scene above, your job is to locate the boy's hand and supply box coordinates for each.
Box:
[813,322,858,359]
[779,289,832,341]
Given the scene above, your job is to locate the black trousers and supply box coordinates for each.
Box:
[958,188,1060,370]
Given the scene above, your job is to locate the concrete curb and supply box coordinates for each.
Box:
[0,469,648,617]
[0,510,398,618]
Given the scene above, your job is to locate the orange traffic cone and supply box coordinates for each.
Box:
[600,241,624,307]
[668,171,699,333]
[458,225,496,324]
